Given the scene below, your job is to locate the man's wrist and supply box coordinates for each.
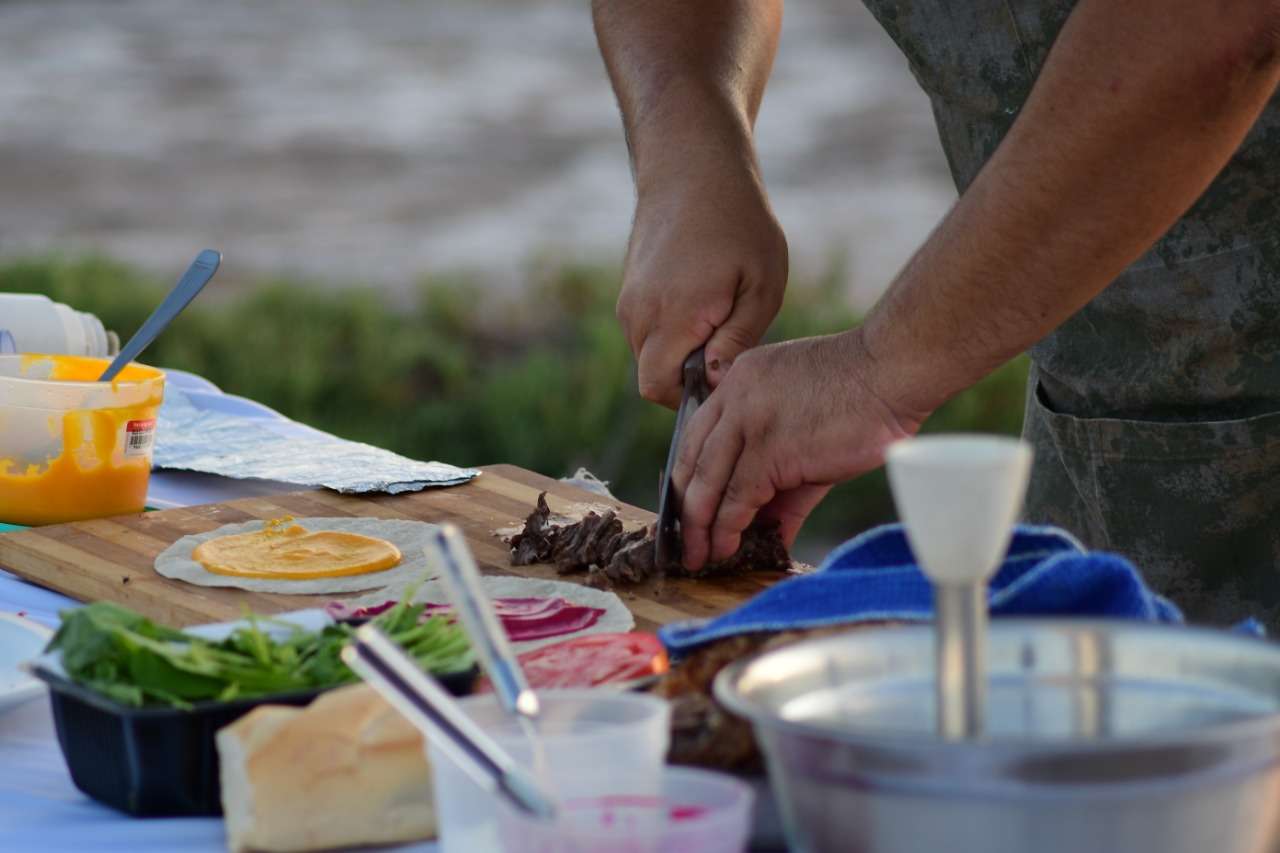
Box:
[842,324,944,430]
[630,99,761,201]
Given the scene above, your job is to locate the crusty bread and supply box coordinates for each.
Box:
[217,683,436,852]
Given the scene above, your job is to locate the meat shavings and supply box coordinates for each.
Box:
[508,492,791,586]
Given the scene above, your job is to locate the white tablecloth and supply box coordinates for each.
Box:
[0,570,234,851]
[0,569,438,852]
[0,688,226,851]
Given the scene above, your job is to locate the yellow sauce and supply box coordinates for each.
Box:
[193,518,402,579]
[0,355,165,526]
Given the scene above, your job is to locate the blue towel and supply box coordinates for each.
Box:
[659,523,1264,656]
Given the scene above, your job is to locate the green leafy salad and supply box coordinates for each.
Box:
[45,599,473,708]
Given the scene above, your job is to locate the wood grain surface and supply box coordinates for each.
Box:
[0,465,788,630]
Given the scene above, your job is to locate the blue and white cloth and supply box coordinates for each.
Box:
[660,523,1265,656]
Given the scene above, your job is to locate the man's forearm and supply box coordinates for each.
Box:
[859,0,1280,418]
[591,0,782,193]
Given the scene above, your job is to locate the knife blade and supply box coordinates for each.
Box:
[655,347,710,569]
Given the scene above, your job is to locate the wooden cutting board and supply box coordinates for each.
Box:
[0,465,787,631]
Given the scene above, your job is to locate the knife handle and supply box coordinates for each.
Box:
[682,348,709,403]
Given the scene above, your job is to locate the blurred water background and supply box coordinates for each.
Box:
[0,0,954,304]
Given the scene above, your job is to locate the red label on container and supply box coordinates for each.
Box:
[123,418,156,458]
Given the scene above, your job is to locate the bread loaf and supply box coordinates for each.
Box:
[217,683,435,852]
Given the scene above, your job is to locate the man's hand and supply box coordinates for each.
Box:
[671,330,924,571]
[619,165,787,408]
[592,0,784,406]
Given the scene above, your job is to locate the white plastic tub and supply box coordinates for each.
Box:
[0,354,164,525]
[429,690,671,853]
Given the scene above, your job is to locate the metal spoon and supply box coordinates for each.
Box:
[341,624,557,819]
[98,249,221,382]
[886,435,1032,740]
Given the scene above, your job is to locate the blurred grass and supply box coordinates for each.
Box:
[1,255,1029,557]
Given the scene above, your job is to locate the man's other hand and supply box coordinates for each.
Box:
[617,164,788,408]
[671,329,924,570]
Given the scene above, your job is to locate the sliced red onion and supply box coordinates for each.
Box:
[327,596,605,642]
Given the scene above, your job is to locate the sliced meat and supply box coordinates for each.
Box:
[510,493,558,566]
[509,491,792,587]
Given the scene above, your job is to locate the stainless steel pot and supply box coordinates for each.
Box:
[715,620,1280,853]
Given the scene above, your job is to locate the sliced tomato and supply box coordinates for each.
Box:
[478,631,669,691]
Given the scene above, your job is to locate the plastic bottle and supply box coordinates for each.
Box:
[0,294,118,356]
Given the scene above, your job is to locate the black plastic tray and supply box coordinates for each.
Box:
[33,666,476,817]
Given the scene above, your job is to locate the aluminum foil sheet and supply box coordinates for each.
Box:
[153,389,478,493]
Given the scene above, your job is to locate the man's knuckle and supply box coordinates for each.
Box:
[685,494,716,527]
[690,456,716,485]
[722,475,764,510]
[737,411,770,445]
[675,441,698,476]
[718,325,757,353]
[722,479,751,508]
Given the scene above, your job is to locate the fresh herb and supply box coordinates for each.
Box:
[46,599,473,708]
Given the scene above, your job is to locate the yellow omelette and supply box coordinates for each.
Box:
[192,517,402,580]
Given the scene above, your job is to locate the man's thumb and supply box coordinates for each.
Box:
[704,294,779,387]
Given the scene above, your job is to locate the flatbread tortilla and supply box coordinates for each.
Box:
[155,517,439,594]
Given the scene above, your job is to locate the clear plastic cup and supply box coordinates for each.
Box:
[496,766,755,853]
[0,354,165,525]
[429,690,671,853]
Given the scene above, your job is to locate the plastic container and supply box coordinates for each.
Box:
[0,294,117,356]
[0,354,165,525]
[497,766,755,853]
[30,663,478,817]
[35,667,321,816]
[430,690,671,853]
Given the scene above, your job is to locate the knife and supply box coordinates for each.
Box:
[655,347,710,568]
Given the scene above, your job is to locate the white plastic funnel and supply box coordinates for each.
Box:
[886,435,1032,739]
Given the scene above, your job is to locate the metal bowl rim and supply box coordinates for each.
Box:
[712,618,1280,754]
